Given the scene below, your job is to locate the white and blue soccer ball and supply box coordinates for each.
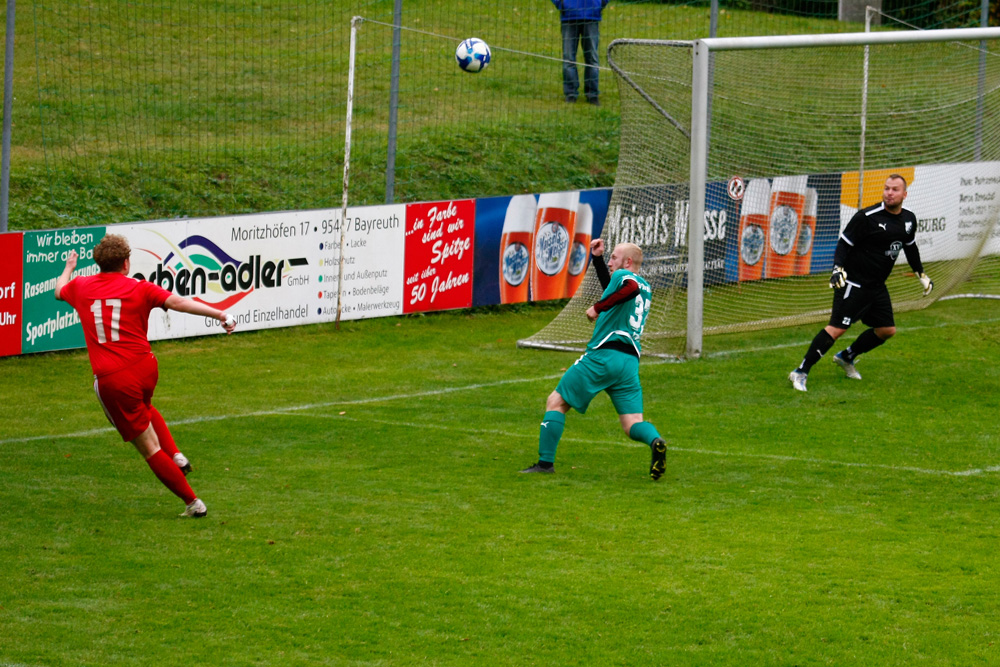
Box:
[455,38,491,73]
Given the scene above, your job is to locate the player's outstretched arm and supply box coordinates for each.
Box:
[163,295,236,334]
[54,250,78,301]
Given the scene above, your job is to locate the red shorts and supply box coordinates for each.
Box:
[93,353,159,442]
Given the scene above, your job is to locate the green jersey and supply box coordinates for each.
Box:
[588,269,652,355]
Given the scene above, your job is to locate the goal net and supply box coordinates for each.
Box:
[519,28,1000,358]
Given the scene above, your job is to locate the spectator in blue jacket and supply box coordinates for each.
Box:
[553,0,609,105]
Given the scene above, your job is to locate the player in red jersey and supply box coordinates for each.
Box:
[56,234,237,518]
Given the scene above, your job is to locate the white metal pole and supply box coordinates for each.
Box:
[859,6,873,210]
[385,0,402,203]
[702,27,1000,50]
[975,0,988,160]
[337,17,361,330]
[686,40,710,360]
[1,0,15,233]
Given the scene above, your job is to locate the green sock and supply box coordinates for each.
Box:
[538,411,566,463]
[628,421,661,447]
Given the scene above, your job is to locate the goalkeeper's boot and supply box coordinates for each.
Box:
[650,438,667,481]
[181,498,207,518]
[173,452,192,476]
[833,351,862,380]
[520,461,554,474]
[788,369,808,392]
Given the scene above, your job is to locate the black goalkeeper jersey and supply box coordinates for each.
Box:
[834,203,924,287]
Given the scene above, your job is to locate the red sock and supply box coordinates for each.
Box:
[145,449,196,505]
[149,407,179,458]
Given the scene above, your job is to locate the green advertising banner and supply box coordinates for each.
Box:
[21,227,106,354]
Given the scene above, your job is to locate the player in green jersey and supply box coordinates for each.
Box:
[521,239,667,480]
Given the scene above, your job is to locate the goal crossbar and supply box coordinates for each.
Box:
[699,26,1000,51]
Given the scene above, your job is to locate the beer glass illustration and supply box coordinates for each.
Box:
[530,190,579,301]
[564,202,593,298]
[737,179,772,282]
[795,187,818,276]
[499,194,536,304]
[764,175,808,279]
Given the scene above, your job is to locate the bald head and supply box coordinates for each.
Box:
[608,243,643,272]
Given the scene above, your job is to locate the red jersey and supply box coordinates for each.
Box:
[61,272,172,377]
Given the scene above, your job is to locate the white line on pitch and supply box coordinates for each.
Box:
[4,315,997,447]
[0,374,566,446]
[702,315,1000,359]
[276,410,1000,478]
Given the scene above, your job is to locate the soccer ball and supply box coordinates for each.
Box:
[455,38,491,73]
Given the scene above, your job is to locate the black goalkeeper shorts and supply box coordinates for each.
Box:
[828,280,895,330]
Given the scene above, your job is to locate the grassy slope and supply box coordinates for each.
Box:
[6,1,875,230]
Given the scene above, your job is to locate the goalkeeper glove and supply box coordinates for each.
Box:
[829,265,847,290]
[918,272,933,296]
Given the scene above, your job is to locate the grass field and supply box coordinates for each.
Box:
[2,297,999,666]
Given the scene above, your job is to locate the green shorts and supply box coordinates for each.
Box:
[556,347,644,415]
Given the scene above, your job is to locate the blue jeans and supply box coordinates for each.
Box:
[560,21,600,101]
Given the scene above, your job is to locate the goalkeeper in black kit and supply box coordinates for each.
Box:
[789,174,933,392]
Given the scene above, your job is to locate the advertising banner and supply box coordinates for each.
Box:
[335,205,406,320]
[903,162,1000,261]
[473,189,610,307]
[120,207,406,336]
[119,214,316,340]
[0,232,23,357]
[404,200,475,313]
[732,174,843,282]
[21,227,105,355]
[11,206,409,356]
[603,183,731,288]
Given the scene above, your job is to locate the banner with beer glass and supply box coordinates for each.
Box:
[733,173,844,282]
[472,189,611,307]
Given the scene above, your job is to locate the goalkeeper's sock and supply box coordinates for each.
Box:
[145,449,196,504]
[149,407,179,458]
[798,329,835,373]
[538,411,566,464]
[844,328,885,361]
[628,421,661,446]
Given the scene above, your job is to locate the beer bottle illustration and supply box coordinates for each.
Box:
[499,194,536,304]
[737,179,772,282]
[564,202,593,298]
[764,175,808,279]
[795,187,818,276]
[530,191,579,301]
